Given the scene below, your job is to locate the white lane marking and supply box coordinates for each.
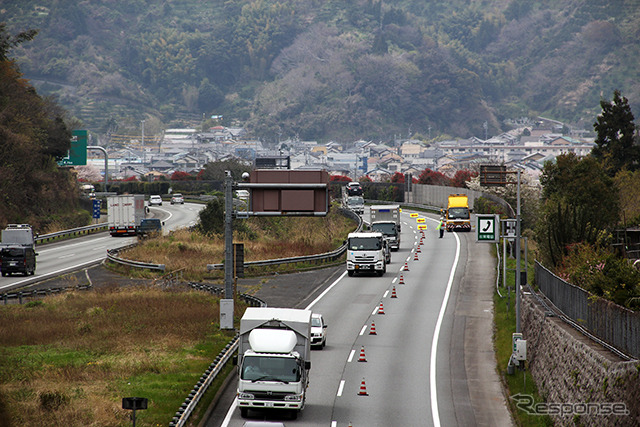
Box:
[430,228,461,427]
[37,235,116,253]
[406,256,411,261]
[383,290,389,298]
[348,349,355,362]
[221,398,238,426]
[372,306,378,315]
[336,380,346,397]
[359,324,367,336]
[332,421,338,427]
[58,253,75,259]
[392,277,397,284]
[305,270,348,310]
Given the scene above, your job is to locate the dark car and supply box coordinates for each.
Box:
[346,181,363,196]
[0,246,37,276]
[137,218,164,238]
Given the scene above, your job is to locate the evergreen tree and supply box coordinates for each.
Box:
[592,90,640,175]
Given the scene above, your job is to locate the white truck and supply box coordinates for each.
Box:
[107,195,146,236]
[346,231,386,276]
[236,307,312,420]
[370,205,401,250]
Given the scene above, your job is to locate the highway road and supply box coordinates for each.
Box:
[0,201,205,293]
[214,208,512,427]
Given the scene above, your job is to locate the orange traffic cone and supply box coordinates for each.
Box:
[391,286,398,298]
[358,378,369,396]
[399,274,405,285]
[416,245,421,253]
[358,346,367,362]
[403,261,410,271]
[414,251,419,261]
[369,321,377,335]
[378,301,385,314]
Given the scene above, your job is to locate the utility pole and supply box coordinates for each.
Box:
[141,120,146,166]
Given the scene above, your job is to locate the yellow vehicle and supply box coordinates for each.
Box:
[444,193,471,232]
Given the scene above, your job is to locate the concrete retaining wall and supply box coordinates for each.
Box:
[522,295,640,426]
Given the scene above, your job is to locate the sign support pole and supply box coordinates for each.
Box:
[220,171,234,330]
[515,170,522,334]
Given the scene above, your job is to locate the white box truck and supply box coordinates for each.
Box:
[236,307,312,420]
[369,205,401,250]
[346,231,386,276]
[107,195,146,236]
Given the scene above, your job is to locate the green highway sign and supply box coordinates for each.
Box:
[476,214,499,243]
[58,129,87,166]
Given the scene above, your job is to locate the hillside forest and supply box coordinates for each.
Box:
[2,0,639,142]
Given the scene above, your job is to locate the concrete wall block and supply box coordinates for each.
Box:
[522,296,640,426]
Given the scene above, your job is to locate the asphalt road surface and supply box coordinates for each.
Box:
[205,209,513,427]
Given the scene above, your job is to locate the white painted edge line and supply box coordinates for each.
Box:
[0,258,107,292]
[336,380,346,397]
[383,290,389,298]
[359,324,367,336]
[348,349,355,362]
[221,398,238,426]
[372,306,378,315]
[305,270,348,310]
[392,277,397,284]
[331,421,338,427]
[430,227,461,427]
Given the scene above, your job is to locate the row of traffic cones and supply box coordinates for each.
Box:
[357,227,427,399]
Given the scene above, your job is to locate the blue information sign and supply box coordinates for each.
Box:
[92,199,101,219]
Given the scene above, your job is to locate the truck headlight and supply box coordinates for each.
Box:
[238,392,255,400]
[284,394,302,402]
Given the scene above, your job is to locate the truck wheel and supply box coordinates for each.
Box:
[347,270,354,277]
[240,407,248,418]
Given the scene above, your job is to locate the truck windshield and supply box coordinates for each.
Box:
[448,207,470,219]
[241,356,300,383]
[371,223,396,235]
[349,237,381,251]
[348,197,364,205]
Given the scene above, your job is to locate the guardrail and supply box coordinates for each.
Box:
[36,223,108,243]
[169,282,265,427]
[206,208,363,272]
[1,283,93,305]
[106,245,166,272]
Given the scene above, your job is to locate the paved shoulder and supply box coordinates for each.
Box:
[458,235,514,426]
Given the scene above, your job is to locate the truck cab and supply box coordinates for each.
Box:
[370,221,400,251]
[346,232,386,276]
[445,193,471,232]
[237,308,312,420]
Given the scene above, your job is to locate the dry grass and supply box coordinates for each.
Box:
[121,209,356,279]
[0,287,243,427]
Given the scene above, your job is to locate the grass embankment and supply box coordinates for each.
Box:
[494,250,553,426]
[120,209,356,280]
[0,287,244,427]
